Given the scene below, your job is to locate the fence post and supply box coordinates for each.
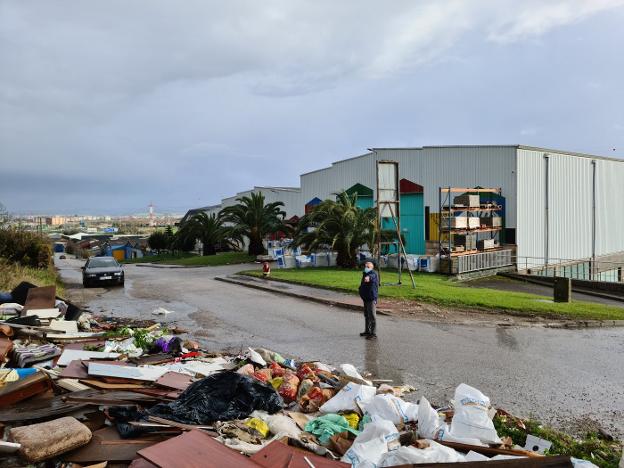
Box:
[553,277,572,303]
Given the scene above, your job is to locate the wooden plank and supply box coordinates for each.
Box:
[65,389,160,405]
[0,372,52,408]
[137,430,260,468]
[251,440,349,467]
[0,393,89,422]
[437,440,544,459]
[154,372,192,391]
[80,380,149,391]
[398,455,573,468]
[63,426,167,463]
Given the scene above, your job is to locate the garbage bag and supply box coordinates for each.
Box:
[300,386,335,413]
[148,371,284,424]
[359,394,418,425]
[417,396,483,446]
[305,414,359,445]
[277,371,300,403]
[341,419,400,467]
[449,383,501,445]
[320,383,376,414]
[378,441,465,466]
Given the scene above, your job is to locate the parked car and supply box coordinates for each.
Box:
[82,256,124,288]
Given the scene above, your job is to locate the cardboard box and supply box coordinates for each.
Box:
[453,194,480,207]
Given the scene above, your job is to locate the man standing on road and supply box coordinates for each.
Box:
[359,260,379,339]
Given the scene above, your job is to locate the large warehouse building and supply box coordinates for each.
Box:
[187,145,624,275]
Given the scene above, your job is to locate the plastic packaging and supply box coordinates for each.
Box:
[359,393,419,425]
[341,419,400,467]
[278,371,300,403]
[340,363,371,385]
[450,383,501,445]
[342,412,360,429]
[245,417,269,437]
[148,371,283,424]
[378,441,465,466]
[305,414,359,445]
[320,383,376,413]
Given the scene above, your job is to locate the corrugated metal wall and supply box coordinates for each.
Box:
[300,146,517,225]
[516,148,624,267]
[595,159,624,256]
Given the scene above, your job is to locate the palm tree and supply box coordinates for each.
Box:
[220,193,287,256]
[175,212,237,256]
[294,191,376,268]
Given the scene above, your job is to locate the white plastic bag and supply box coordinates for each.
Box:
[359,394,418,425]
[320,383,376,413]
[417,396,484,446]
[449,383,501,445]
[379,441,465,466]
[417,396,445,439]
[341,419,400,467]
[340,363,372,385]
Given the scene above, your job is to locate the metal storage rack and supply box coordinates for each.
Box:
[438,187,503,274]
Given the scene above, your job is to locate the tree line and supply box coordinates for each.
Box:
[149,191,397,268]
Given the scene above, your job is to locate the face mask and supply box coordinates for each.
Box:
[364,267,372,273]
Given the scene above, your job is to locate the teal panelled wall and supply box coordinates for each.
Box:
[381,193,425,255]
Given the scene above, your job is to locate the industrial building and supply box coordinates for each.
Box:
[185,145,624,276]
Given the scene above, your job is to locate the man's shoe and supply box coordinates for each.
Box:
[359,332,370,337]
[366,334,377,340]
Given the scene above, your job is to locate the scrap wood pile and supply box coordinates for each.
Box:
[0,284,614,467]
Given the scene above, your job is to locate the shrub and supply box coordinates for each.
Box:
[0,228,52,268]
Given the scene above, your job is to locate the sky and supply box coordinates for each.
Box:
[1,0,623,215]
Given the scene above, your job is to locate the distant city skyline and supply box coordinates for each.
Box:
[1,1,623,214]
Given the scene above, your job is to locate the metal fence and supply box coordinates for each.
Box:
[515,255,624,282]
[457,249,513,274]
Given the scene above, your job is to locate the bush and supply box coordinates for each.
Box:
[0,228,52,268]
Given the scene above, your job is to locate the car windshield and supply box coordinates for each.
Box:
[88,257,118,268]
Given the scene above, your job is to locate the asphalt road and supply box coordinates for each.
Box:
[56,255,624,439]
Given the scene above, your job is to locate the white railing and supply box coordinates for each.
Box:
[457,249,513,274]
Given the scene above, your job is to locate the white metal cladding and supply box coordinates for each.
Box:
[516,149,545,268]
[595,159,624,256]
[516,148,624,267]
[300,146,517,225]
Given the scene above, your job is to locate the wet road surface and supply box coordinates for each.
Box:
[57,256,624,438]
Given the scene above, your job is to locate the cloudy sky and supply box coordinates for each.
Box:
[1,0,623,215]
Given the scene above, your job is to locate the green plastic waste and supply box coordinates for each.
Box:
[304,414,360,445]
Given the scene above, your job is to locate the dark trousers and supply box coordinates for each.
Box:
[363,300,376,335]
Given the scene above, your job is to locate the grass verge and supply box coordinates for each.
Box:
[0,259,65,296]
[494,413,622,468]
[123,251,255,266]
[240,268,624,321]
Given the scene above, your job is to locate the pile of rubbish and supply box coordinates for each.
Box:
[0,283,610,467]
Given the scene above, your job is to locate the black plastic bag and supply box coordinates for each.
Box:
[148,371,284,424]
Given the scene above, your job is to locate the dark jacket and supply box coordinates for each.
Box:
[359,270,379,302]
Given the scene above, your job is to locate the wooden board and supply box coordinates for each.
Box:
[0,393,89,422]
[251,440,349,467]
[24,308,61,319]
[23,286,56,311]
[137,429,260,468]
[0,372,52,408]
[80,379,149,390]
[63,426,167,463]
[154,372,193,391]
[437,440,544,459]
